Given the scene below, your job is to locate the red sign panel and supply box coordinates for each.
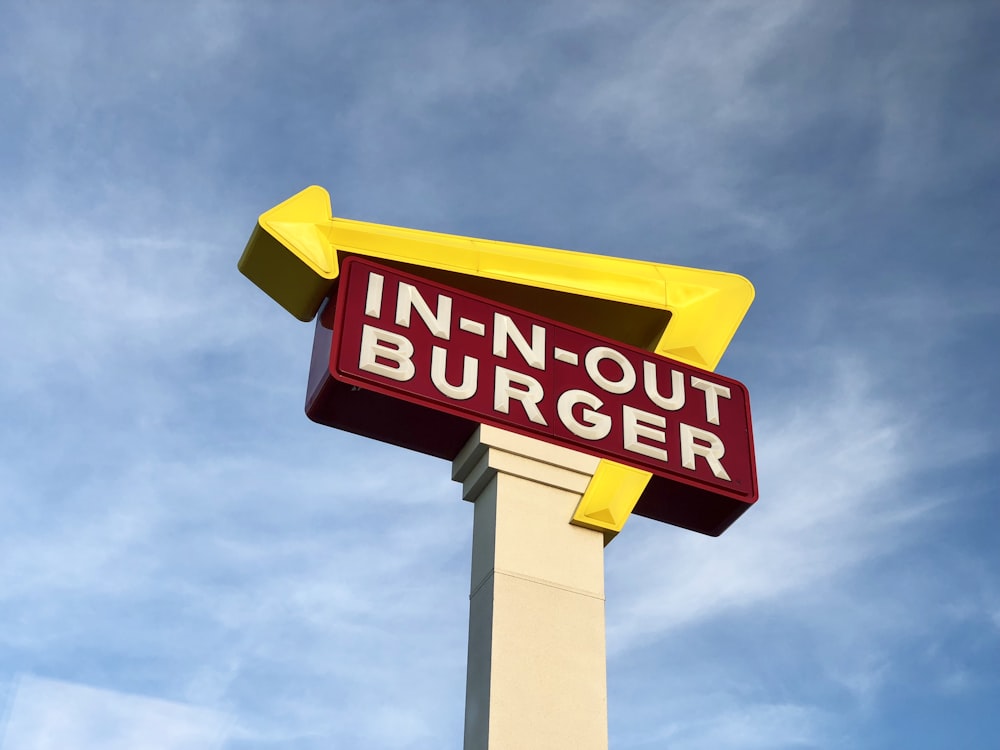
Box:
[307,257,757,535]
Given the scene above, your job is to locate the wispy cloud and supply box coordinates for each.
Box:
[608,349,919,648]
[1,675,229,750]
[650,702,833,750]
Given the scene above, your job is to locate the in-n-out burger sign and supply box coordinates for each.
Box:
[307,257,757,535]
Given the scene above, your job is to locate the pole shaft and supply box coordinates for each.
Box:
[453,426,608,750]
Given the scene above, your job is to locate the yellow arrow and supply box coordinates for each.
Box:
[238,186,755,540]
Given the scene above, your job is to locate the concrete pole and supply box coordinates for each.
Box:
[452,425,608,750]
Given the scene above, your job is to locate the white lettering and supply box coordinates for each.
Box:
[644,361,685,410]
[556,389,611,441]
[358,325,415,382]
[430,346,478,401]
[459,318,485,336]
[690,378,731,425]
[553,348,579,366]
[493,314,545,370]
[622,405,668,462]
[494,367,547,425]
[365,272,384,318]
[395,282,452,339]
[679,423,730,480]
[585,346,636,394]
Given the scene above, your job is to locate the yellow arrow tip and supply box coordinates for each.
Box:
[238,186,338,320]
[261,185,332,226]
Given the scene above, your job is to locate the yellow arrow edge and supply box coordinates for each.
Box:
[238,186,754,542]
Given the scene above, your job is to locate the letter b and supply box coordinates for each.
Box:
[359,325,416,382]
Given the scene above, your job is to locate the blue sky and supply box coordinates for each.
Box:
[1,1,998,748]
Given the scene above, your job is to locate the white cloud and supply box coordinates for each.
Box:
[666,703,831,750]
[1,675,228,750]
